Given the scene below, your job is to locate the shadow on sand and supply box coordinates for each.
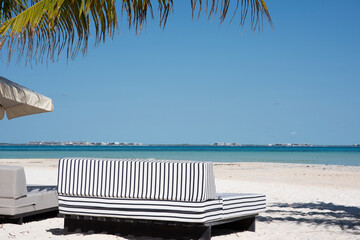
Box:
[259,202,360,234]
[0,211,58,225]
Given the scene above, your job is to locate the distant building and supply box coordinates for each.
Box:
[269,143,291,146]
[118,142,142,146]
[28,141,61,145]
[214,142,225,146]
[26,141,144,146]
[127,143,143,146]
[214,142,241,146]
[269,143,312,147]
[76,141,91,145]
[63,141,91,145]
[290,143,313,147]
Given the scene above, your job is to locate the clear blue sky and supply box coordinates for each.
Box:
[1,1,359,145]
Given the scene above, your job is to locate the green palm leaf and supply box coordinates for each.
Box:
[0,0,272,64]
[0,0,27,22]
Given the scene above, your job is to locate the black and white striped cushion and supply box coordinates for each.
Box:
[58,193,266,223]
[219,193,266,219]
[58,158,216,202]
[58,195,223,223]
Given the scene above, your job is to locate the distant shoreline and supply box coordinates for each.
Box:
[1,145,360,166]
[1,143,359,147]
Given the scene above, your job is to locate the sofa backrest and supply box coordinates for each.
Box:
[0,165,27,199]
[57,158,216,202]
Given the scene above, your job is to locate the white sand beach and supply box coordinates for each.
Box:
[0,159,359,240]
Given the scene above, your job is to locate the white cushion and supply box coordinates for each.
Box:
[0,165,27,199]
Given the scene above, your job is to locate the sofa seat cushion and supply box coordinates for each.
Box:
[218,193,266,220]
[58,193,266,224]
[58,195,223,223]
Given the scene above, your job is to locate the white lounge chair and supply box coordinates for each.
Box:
[0,165,58,224]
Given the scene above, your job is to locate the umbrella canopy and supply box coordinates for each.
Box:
[0,76,54,120]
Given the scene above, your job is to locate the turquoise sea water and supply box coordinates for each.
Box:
[0,145,360,166]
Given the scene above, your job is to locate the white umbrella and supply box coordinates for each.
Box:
[0,76,54,120]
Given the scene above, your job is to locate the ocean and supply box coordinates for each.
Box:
[0,145,360,166]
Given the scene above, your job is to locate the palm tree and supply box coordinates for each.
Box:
[0,0,272,64]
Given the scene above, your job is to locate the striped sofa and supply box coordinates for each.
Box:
[57,158,266,239]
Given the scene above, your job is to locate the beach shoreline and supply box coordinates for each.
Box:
[0,159,359,239]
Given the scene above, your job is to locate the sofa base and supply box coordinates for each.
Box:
[63,214,257,239]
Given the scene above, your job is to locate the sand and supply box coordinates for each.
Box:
[0,158,359,240]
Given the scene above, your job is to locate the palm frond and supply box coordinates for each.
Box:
[0,0,27,22]
[0,0,117,63]
[0,0,272,64]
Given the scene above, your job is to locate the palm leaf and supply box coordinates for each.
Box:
[0,0,27,22]
[0,0,272,64]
